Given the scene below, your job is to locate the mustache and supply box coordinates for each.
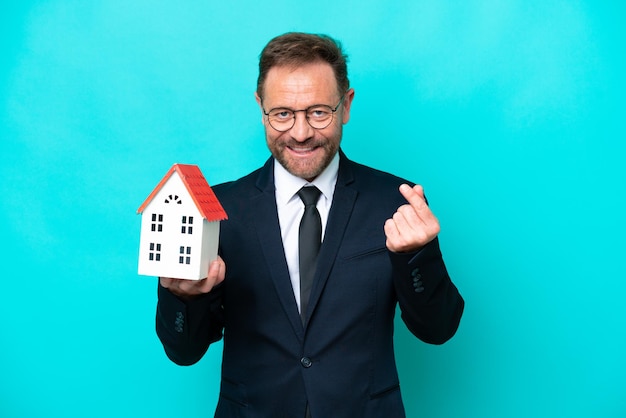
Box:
[281,138,325,148]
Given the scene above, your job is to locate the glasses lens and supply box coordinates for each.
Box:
[306,106,334,129]
[267,109,294,132]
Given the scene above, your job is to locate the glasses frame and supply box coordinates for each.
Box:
[261,95,346,132]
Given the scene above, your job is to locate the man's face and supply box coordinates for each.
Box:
[256,62,354,181]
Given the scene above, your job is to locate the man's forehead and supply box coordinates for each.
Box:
[262,63,339,103]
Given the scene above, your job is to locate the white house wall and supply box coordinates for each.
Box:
[200,219,220,278]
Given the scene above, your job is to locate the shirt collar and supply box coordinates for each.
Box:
[274,152,339,205]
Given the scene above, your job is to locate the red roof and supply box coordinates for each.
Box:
[137,164,228,221]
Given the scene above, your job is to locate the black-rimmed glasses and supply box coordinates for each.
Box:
[262,95,345,132]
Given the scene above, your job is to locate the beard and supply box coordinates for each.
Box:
[267,133,341,181]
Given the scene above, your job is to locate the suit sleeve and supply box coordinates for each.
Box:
[389,237,464,345]
[155,282,225,365]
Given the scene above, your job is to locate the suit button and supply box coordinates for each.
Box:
[301,357,312,368]
[175,312,184,333]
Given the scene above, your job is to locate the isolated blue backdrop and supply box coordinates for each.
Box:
[1,1,624,417]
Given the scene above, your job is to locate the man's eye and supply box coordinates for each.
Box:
[308,108,331,119]
[271,110,293,120]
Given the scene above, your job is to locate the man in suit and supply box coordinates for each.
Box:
[156,32,464,418]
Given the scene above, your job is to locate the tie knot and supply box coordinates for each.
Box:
[297,186,321,207]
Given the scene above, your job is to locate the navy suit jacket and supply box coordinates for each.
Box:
[156,150,464,418]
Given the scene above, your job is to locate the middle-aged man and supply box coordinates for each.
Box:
[156,32,464,418]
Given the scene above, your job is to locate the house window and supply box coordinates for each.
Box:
[149,243,162,261]
[151,214,163,232]
[181,216,194,234]
[179,246,192,264]
[165,194,182,205]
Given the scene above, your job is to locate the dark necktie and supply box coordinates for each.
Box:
[297,186,322,324]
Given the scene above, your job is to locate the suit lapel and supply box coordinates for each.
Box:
[251,152,359,332]
[252,158,305,339]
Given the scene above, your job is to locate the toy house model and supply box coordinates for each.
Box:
[137,164,227,280]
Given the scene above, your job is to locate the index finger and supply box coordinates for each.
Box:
[399,183,426,209]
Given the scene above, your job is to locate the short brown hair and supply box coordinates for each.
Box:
[256,32,349,99]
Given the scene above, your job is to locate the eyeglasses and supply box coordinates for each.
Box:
[262,95,345,132]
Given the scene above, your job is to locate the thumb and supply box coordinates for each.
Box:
[208,256,226,285]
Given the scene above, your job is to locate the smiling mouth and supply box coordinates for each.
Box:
[287,145,319,155]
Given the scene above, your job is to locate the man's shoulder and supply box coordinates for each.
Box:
[212,169,261,197]
[340,155,414,190]
[211,158,271,202]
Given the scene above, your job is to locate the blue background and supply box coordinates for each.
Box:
[1,1,624,417]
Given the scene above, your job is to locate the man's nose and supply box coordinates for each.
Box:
[290,111,315,142]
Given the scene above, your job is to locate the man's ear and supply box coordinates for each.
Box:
[254,92,266,124]
[341,88,355,124]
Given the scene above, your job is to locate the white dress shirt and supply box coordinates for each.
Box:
[274,153,339,314]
